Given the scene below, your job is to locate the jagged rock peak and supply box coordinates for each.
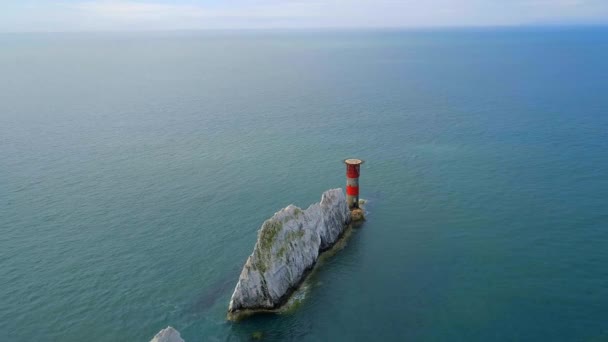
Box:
[150,326,184,342]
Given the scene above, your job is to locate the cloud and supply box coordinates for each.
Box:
[73,1,209,20]
[72,0,320,21]
[521,0,585,7]
[54,0,323,30]
[0,0,607,32]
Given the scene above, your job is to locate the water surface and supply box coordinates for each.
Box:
[2,28,608,341]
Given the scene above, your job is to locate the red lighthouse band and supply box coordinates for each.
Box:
[344,159,363,209]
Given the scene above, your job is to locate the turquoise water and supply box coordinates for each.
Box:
[2,28,608,341]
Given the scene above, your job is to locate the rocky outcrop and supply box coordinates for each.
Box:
[351,208,365,222]
[228,189,351,316]
[149,327,184,342]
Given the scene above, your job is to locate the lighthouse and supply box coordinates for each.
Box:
[344,158,364,210]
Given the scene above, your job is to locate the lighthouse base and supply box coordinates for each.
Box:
[351,208,365,222]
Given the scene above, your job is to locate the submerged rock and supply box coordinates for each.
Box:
[228,189,351,316]
[150,326,184,342]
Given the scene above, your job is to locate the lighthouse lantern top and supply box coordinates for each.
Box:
[344,158,364,165]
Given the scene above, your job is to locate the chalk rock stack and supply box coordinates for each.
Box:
[149,327,184,342]
[228,188,351,316]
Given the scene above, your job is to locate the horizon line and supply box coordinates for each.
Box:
[2,23,608,34]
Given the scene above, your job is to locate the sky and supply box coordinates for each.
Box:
[1,0,608,32]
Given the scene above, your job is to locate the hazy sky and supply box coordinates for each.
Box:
[2,0,608,32]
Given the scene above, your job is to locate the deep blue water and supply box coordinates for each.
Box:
[2,28,608,341]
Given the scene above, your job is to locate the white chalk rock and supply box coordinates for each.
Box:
[228,189,351,314]
[150,326,184,342]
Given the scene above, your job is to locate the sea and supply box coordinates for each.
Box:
[2,27,608,341]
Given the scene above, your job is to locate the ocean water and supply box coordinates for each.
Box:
[2,28,608,341]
